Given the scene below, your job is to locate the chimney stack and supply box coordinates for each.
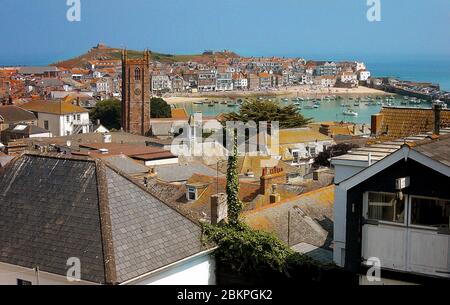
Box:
[432,100,444,136]
[260,167,286,195]
[211,193,227,224]
[371,114,383,137]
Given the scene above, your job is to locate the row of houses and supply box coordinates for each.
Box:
[150,60,370,93]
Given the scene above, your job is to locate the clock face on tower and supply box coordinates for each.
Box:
[134,88,142,96]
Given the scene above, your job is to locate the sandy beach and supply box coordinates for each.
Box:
[164,85,392,104]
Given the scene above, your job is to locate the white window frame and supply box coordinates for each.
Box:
[408,195,450,232]
[187,186,197,201]
[363,192,450,232]
[363,191,408,227]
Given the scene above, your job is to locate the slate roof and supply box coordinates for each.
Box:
[0,153,205,284]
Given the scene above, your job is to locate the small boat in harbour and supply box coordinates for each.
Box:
[193,100,204,105]
[343,108,358,116]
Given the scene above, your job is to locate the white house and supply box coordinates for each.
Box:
[21,100,90,137]
[151,75,171,93]
[358,70,371,82]
[332,129,450,285]
[0,154,216,285]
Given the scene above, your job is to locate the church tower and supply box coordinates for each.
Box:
[121,49,151,135]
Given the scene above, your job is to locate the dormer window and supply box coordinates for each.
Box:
[134,67,141,81]
[187,186,197,201]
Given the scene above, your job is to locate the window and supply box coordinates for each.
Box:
[77,114,81,121]
[292,150,300,163]
[187,187,197,201]
[308,146,316,157]
[134,67,141,81]
[66,116,70,123]
[17,279,32,285]
[367,192,405,223]
[44,120,49,130]
[410,197,450,229]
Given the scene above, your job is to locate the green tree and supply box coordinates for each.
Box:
[150,97,171,118]
[226,131,243,228]
[90,98,121,130]
[222,99,312,129]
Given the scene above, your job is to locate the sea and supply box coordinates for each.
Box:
[175,95,428,125]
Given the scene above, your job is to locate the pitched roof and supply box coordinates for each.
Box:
[0,105,36,123]
[0,154,205,284]
[244,185,334,249]
[21,100,88,115]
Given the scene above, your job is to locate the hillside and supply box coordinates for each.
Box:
[52,43,240,69]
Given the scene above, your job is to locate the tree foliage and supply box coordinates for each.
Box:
[150,97,171,118]
[203,223,293,275]
[226,131,243,228]
[90,98,121,130]
[222,99,312,129]
[314,143,359,167]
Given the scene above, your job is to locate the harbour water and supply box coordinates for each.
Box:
[173,95,432,124]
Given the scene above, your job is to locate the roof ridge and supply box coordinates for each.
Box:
[94,159,118,285]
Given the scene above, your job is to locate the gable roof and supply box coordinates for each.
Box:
[0,154,205,284]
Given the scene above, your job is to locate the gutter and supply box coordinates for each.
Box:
[119,247,218,285]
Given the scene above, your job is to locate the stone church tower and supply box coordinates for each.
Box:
[121,49,151,135]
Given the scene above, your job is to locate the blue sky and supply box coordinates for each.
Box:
[1,0,449,65]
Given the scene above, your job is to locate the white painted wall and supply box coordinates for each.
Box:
[0,262,93,285]
[36,112,90,137]
[362,224,450,278]
[144,157,179,167]
[333,186,347,267]
[125,251,216,285]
